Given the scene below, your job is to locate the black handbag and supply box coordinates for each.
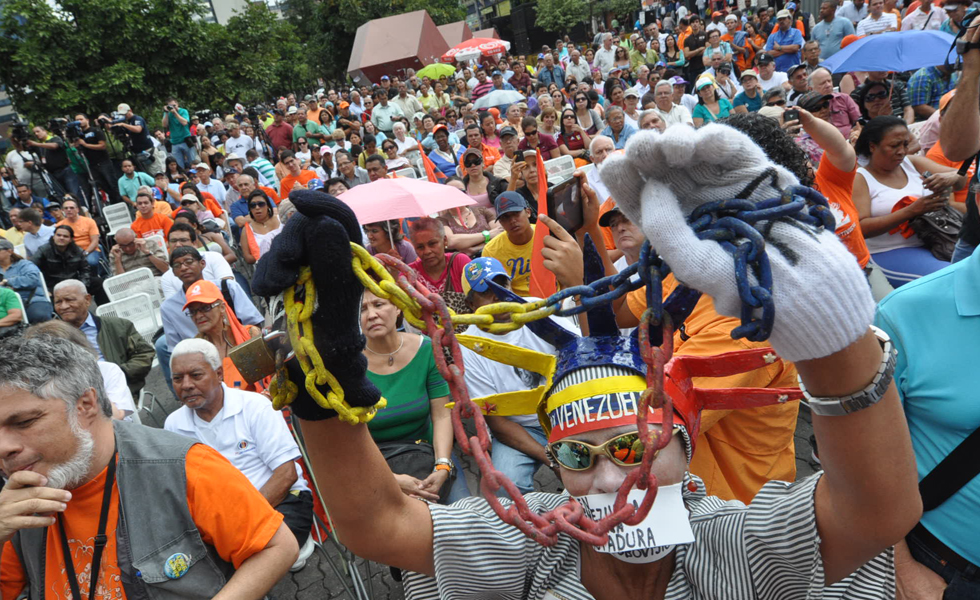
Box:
[909,204,963,262]
[376,439,452,503]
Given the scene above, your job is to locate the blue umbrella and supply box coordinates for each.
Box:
[821,30,956,73]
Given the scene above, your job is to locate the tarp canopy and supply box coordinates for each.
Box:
[437,21,473,47]
[347,10,450,85]
[473,27,500,39]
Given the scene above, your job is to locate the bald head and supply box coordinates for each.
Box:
[590,135,615,165]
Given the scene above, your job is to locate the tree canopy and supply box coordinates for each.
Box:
[0,0,312,122]
[534,0,590,38]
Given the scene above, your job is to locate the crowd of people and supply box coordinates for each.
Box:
[0,0,978,598]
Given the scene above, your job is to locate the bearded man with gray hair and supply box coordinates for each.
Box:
[0,336,298,599]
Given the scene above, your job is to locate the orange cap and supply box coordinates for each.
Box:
[939,89,956,113]
[182,279,224,311]
[840,34,864,49]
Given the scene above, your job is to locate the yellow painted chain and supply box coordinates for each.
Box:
[349,243,558,334]
[269,265,387,425]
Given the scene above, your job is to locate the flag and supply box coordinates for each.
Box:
[528,150,556,298]
[421,150,447,183]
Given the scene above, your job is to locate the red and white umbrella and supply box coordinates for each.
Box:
[440,38,511,63]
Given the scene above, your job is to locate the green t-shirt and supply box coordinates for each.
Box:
[167,107,192,144]
[292,121,322,147]
[0,287,21,320]
[366,336,450,444]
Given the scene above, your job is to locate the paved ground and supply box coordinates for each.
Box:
[142,368,819,600]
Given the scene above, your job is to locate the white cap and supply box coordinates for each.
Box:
[116,103,131,114]
[287,106,299,115]
[224,152,243,163]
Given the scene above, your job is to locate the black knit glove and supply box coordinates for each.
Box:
[253,190,382,421]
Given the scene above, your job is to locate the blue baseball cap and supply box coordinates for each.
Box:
[307,178,324,191]
[494,191,530,220]
[461,257,511,296]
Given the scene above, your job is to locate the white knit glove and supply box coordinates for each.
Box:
[601,124,874,362]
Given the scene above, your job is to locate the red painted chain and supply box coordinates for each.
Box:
[375,254,676,547]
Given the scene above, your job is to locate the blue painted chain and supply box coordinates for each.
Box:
[523,182,834,343]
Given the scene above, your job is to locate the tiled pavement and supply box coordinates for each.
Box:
[142,369,819,600]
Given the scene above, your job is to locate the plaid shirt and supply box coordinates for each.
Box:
[908,66,957,109]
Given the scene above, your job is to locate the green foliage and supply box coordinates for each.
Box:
[603,0,639,22]
[284,0,466,81]
[0,0,313,122]
[534,0,589,37]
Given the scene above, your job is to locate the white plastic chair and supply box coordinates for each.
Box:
[102,268,164,317]
[394,167,417,179]
[95,293,159,345]
[543,155,576,186]
[578,163,596,178]
[103,203,133,237]
[13,244,25,257]
[12,290,28,324]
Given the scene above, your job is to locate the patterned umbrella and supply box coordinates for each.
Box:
[441,38,511,64]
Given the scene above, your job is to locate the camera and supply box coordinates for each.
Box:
[195,109,216,122]
[955,8,980,55]
[9,121,30,144]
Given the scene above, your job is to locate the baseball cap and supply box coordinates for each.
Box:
[944,1,963,10]
[787,63,808,77]
[494,191,529,220]
[499,126,518,138]
[711,10,723,17]
[757,53,775,65]
[740,69,760,81]
[0,239,15,252]
[776,9,792,19]
[224,153,243,164]
[380,75,390,80]
[797,91,833,112]
[116,103,131,114]
[181,194,200,205]
[786,2,797,10]
[339,101,350,109]
[460,257,511,296]
[432,124,450,136]
[287,106,298,115]
[669,75,688,86]
[304,94,314,101]
[725,13,738,21]
[462,147,483,164]
[223,167,239,176]
[624,88,641,99]
[307,178,325,191]
[695,77,715,90]
[182,280,225,311]
[758,105,785,120]
[204,122,213,128]
[187,168,198,174]
[492,70,502,77]
[598,205,625,227]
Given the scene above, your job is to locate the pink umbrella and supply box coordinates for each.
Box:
[440,38,511,63]
[338,177,476,225]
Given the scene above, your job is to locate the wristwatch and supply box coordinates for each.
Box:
[800,326,897,416]
[433,457,454,476]
[481,230,491,244]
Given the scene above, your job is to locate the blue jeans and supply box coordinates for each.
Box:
[155,334,175,398]
[171,142,198,170]
[491,423,548,498]
[907,530,980,600]
[444,452,471,505]
[950,239,977,264]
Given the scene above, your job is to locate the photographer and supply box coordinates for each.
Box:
[4,134,47,200]
[71,113,123,206]
[109,103,159,174]
[27,124,83,202]
[162,97,196,169]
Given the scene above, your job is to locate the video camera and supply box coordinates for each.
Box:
[247,104,268,123]
[96,114,127,128]
[195,109,217,123]
[9,121,30,144]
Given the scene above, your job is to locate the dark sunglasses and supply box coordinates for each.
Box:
[525,129,538,136]
[766,99,786,106]
[249,201,268,209]
[865,91,889,101]
[181,200,197,206]
[813,101,831,111]
[464,158,482,167]
[548,428,680,471]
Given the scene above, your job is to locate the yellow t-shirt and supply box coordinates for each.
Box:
[2,228,24,245]
[481,225,535,297]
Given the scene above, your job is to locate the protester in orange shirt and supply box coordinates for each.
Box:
[130,191,173,240]
[56,196,102,269]
[0,336,298,599]
[278,150,319,198]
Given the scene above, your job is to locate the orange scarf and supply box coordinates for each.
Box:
[244,223,262,261]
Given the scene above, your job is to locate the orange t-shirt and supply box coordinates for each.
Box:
[154,201,174,218]
[0,445,283,599]
[181,186,225,219]
[131,212,173,240]
[625,275,800,504]
[769,20,807,38]
[259,185,282,205]
[279,170,318,198]
[926,140,975,206]
[598,198,618,251]
[57,216,99,250]
[811,156,870,268]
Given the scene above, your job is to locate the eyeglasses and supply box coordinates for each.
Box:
[575,96,588,102]
[766,99,786,106]
[525,129,538,136]
[548,428,680,471]
[185,300,223,318]
[172,258,200,269]
[865,91,889,101]
[181,200,197,206]
[249,201,267,209]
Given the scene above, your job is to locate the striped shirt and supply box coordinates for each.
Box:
[856,13,898,35]
[249,157,279,187]
[403,472,895,599]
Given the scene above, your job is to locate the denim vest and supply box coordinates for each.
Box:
[11,421,235,599]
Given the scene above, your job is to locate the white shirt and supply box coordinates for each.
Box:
[901,4,945,30]
[613,255,640,336]
[758,71,789,93]
[593,46,617,77]
[197,178,227,212]
[99,361,137,419]
[836,1,869,24]
[160,249,235,299]
[856,12,898,35]
[587,162,613,202]
[224,134,254,158]
[706,22,729,35]
[165,384,309,493]
[654,103,695,128]
[680,93,699,114]
[458,316,578,426]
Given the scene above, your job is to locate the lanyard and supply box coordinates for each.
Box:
[57,449,117,600]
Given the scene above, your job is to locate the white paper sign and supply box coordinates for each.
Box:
[576,484,695,561]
